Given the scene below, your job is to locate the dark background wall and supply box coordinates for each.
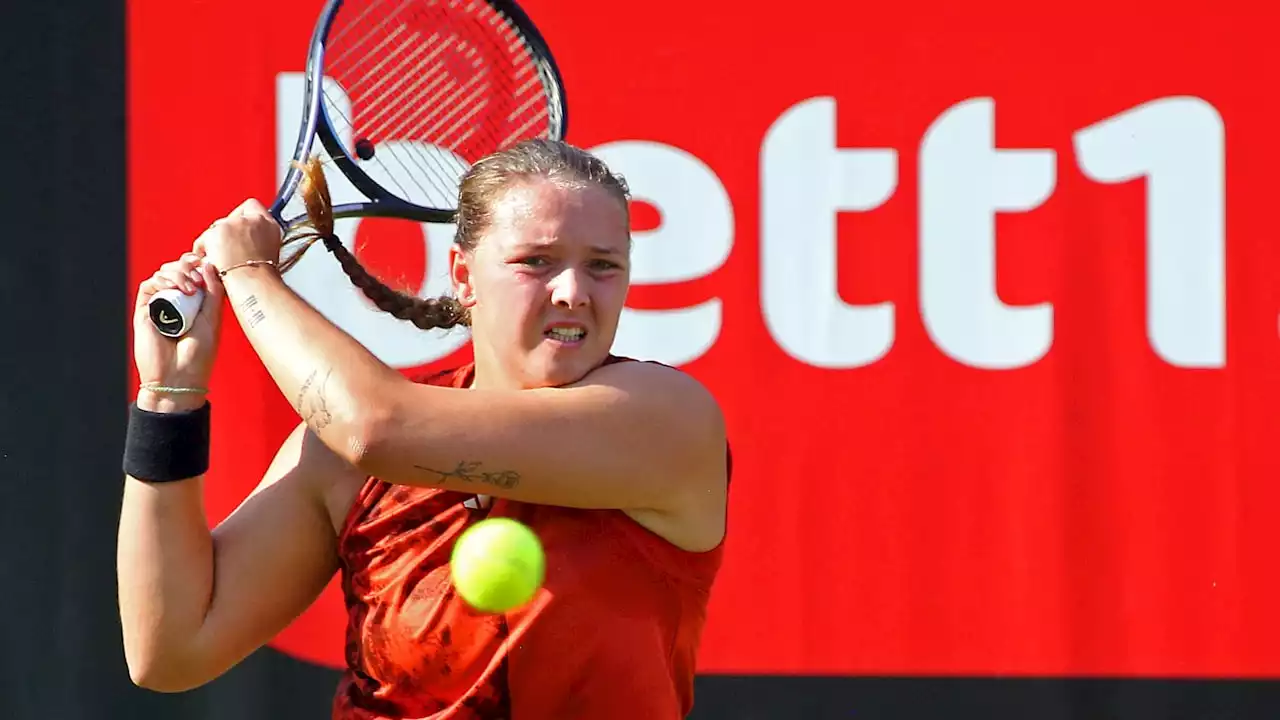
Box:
[2,2,1278,719]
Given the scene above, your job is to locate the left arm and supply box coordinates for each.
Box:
[369,361,727,512]
[218,265,726,514]
[217,263,402,464]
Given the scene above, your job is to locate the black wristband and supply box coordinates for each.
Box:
[122,401,212,482]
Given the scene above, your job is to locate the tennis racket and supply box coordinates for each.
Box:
[149,0,568,338]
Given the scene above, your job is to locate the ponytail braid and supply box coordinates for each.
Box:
[318,234,465,329]
[278,156,467,330]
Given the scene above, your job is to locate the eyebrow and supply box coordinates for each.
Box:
[512,242,625,256]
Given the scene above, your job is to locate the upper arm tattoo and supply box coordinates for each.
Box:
[414,460,521,490]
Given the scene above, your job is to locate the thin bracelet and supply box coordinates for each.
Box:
[139,383,209,395]
[218,259,277,277]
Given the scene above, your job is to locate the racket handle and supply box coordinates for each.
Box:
[148,287,207,338]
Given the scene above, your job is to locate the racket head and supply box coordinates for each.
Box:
[271,0,569,230]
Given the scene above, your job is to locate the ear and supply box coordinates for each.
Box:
[449,244,477,309]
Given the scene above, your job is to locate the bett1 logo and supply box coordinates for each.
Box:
[276,74,1226,372]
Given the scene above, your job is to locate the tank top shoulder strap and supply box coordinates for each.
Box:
[408,363,476,388]
[602,354,732,487]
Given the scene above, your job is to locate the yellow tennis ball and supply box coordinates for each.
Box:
[450,517,545,613]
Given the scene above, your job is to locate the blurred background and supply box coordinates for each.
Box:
[4,0,1280,718]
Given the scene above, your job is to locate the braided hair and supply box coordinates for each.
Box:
[280,139,630,330]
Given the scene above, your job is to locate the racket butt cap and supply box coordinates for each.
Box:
[148,287,206,338]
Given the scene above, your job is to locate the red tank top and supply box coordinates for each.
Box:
[330,357,728,720]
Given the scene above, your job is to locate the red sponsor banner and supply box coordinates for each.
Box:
[128,0,1280,677]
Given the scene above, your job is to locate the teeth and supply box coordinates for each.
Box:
[547,327,585,341]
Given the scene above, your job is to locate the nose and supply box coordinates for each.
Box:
[549,267,590,309]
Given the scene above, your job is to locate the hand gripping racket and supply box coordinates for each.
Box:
[149,0,568,338]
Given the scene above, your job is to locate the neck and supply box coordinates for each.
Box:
[469,342,524,390]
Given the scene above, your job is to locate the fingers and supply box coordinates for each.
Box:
[136,253,209,304]
[205,198,269,226]
[192,200,281,262]
[166,252,206,293]
[234,198,268,218]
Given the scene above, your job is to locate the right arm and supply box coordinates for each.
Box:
[118,251,358,692]
[118,417,356,692]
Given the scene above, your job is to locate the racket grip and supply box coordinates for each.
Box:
[148,287,207,338]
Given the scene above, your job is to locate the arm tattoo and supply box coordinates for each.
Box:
[415,460,521,490]
[239,294,267,329]
[296,368,334,431]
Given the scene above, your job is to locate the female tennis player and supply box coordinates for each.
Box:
[118,139,730,719]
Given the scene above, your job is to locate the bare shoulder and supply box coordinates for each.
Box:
[574,359,727,459]
[577,360,729,552]
[577,360,724,420]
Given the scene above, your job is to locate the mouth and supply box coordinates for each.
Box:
[544,324,588,345]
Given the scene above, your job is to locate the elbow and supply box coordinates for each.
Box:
[308,382,401,471]
[342,402,398,477]
[122,634,218,693]
[130,670,190,695]
[126,653,207,694]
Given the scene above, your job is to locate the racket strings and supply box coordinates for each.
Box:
[326,1,458,204]
[297,5,442,205]
[335,0,544,120]
[327,13,470,202]
[335,5,538,154]
[323,80,459,205]
[318,0,557,211]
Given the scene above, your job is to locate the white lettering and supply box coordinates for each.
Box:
[275,80,1229,373]
[1074,96,1226,368]
[919,97,1056,370]
[760,97,898,368]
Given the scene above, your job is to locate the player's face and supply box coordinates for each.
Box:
[454,179,631,389]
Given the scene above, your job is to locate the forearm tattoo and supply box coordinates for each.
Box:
[415,460,521,489]
[239,294,267,329]
[296,368,334,431]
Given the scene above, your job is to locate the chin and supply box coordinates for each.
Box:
[526,343,606,388]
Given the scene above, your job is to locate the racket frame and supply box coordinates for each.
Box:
[270,0,570,228]
[150,0,569,338]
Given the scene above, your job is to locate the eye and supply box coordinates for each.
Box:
[516,256,550,268]
[589,258,622,272]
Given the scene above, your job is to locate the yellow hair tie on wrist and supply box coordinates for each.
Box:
[140,383,208,395]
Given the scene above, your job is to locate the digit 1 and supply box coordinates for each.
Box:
[1073,97,1226,368]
